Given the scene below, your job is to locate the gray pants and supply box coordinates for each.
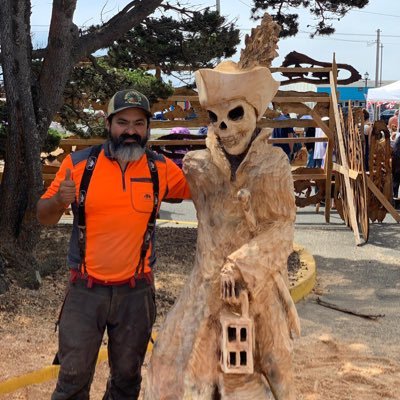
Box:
[52,277,156,400]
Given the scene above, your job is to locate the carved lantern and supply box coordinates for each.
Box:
[220,291,254,374]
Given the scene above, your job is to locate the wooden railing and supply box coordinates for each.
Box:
[0,134,329,189]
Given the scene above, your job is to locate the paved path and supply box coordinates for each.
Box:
[294,207,400,361]
[158,201,400,361]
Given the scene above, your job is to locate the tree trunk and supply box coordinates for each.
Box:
[0,0,164,289]
[0,0,45,288]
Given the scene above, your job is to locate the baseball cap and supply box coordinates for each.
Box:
[107,89,152,118]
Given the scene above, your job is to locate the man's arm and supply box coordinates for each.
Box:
[37,168,76,225]
[164,158,191,201]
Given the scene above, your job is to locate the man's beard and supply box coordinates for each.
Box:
[109,133,148,162]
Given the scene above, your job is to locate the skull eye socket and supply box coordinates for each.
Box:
[208,110,218,123]
[228,106,244,121]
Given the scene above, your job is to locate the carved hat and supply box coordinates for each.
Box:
[195,60,279,121]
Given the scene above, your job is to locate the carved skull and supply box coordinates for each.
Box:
[207,99,257,155]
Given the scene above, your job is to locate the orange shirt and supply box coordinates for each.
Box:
[41,145,190,281]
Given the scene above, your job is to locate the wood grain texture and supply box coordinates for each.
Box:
[145,128,299,400]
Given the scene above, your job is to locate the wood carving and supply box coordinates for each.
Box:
[150,100,174,115]
[368,120,392,223]
[279,51,361,86]
[334,106,369,240]
[238,13,280,69]
[272,90,330,118]
[293,167,326,207]
[164,105,186,120]
[313,102,330,118]
[146,20,300,398]
[291,146,308,167]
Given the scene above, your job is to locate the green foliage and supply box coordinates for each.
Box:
[42,128,63,154]
[251,0,369,37]
[33,8,239,139]
[0,124,64,160]
[59,61,173,138]
[107,9,240,73]
[0,99,64,157]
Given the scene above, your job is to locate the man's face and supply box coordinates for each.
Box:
[107,108,149,162]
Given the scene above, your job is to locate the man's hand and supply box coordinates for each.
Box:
[220,259,241,305]
[55,168,76,208]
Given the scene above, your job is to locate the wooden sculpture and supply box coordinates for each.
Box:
[279,50,362,85]
[368,120,392,222]
[145,15,300,400]
[334,106,369,240]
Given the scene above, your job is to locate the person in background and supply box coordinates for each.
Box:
[300,115,316,168]
[388,109,399,132]
[37,89,191,400]
[390,124,398,143]
[392,135,400,204]
[271,113,295,160]
[313,127,327,168]
[363,109,372,172]
[304,126,316,167]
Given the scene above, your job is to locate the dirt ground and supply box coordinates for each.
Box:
[0,224,398,399]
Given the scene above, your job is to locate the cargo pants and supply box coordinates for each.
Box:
[51,276,156,400]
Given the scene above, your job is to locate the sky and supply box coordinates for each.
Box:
[30,0,400,87]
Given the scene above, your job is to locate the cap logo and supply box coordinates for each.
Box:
[124,91,145,106]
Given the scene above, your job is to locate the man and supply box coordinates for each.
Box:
[37,89,190,400]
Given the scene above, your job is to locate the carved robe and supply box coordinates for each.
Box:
[145,128,300,400]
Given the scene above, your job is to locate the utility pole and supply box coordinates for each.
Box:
[375,29,380,87]
[379,43,383,86]
[216,0,221,64]
[216,0,220,13]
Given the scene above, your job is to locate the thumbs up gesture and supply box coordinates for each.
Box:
[55,168,76,208]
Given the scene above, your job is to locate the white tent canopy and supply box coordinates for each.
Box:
[367,80,400,102]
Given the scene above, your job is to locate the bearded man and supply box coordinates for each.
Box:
[145,62,300,400]
[37,89,190,400]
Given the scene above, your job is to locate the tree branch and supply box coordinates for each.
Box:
[74,0,163,59]
[37,0,79,131]
[316,297,385,320]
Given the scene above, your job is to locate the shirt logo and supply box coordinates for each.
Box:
[86,156,97,170]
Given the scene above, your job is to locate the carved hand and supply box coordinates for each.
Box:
[220,259,241,305]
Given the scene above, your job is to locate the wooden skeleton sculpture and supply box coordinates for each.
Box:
[145,59,300,400]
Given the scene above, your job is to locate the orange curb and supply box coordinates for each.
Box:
[290,244,317,303]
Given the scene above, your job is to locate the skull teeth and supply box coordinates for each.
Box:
[219,136,238,147]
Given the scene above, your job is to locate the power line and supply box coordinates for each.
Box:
[352,10,400,18]
[283,31,400,46]
[238,25,400,38]
[299,36,372,44]
[297,29,400,38]
[237,0,252,8]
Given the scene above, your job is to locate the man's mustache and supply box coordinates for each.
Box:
[118,133,143,145]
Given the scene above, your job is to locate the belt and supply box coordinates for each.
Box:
[69,269,153,288]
